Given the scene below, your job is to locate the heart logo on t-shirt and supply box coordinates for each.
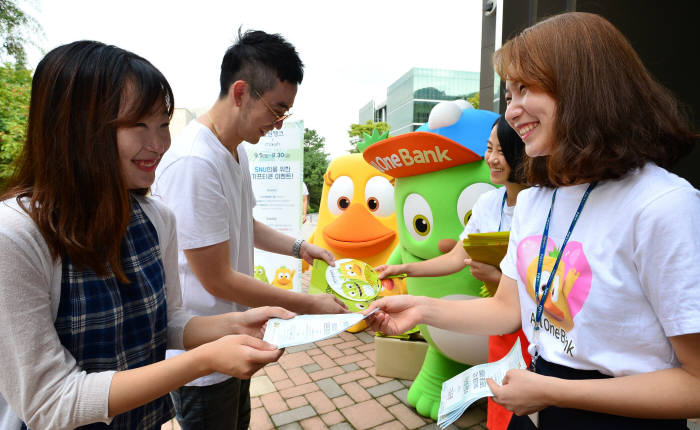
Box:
[516,236,592,331]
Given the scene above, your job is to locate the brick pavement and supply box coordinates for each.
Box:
[161,326,488,430]
[161,266,489,430]
[158,309,700,430]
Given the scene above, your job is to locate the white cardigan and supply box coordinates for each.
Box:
[0,195,192,429]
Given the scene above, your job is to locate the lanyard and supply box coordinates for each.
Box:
[497,191,507,232]
[528,182,597,369]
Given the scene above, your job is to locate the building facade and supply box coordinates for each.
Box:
[360,68,479,136]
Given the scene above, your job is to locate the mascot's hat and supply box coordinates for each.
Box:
[363,102,499,178]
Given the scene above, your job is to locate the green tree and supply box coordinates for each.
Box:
[1,0,41,66]
[466,91,480,109]
[303,128,330,213]
[1,0,41,190]
[0,62,31,189]
[347,120,390,153]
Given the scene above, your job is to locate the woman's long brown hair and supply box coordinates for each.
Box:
[494,12,696,187]
[1,41,174,281]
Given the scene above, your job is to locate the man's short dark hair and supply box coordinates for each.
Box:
[219,29,304,99]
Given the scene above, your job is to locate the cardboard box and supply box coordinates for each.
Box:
[374,335,428,380]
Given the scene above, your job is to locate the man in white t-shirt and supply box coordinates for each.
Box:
[152,29,346,430]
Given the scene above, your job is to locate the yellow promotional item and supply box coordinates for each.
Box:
[463,231,509,295]
[309,258,405,312]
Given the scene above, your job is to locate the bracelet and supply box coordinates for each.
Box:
[292,238,305,258]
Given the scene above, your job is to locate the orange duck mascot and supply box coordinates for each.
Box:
[307,132,405,331]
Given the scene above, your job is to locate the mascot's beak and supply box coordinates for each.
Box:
[322,204,396,257]
[544,293,565,321]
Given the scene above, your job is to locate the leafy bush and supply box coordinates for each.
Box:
[0,63,31,189]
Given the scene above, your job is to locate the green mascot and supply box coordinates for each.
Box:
[253,265,269,284]
[363,101,499,420]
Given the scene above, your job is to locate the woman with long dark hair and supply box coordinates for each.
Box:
[0,41,292,429]
[367,12,699,429]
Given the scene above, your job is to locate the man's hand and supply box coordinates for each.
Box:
[306,294,348,314]
[299,242,336,266]
[229,306,296,338]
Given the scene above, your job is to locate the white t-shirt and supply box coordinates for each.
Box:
[0,195,191,429]
[501,163,700,376]
[152,120,255,386]
[460,186,512,239]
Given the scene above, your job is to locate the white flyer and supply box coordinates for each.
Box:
[438,337,527,428]
[263,309,377,348]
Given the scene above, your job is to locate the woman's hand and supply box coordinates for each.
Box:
[486,369,555,416]
[230,306,296,338]
[465,259,502,285]
[374,264,406,280]
[201,334,284,379]
[364,295,423,335]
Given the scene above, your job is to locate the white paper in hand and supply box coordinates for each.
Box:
[437,337,527,429]
[263,309,378,349]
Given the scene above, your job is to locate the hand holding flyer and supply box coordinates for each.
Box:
[437,338,527,429]
[263,309,378,349]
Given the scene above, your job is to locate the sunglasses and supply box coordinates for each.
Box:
[253,88,292,124]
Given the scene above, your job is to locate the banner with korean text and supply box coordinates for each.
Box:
[244,121,304,292]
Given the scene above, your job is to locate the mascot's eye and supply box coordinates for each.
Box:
[413,215,431,236]
[356,303,367,310]
[364,176,394,217]
[456,183,497,227]
[403,193,433,242]
[327,176,354,215]
[367,198,378,211]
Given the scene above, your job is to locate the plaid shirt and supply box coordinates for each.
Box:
[24,198,174,429]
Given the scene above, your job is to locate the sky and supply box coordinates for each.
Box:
[24,0,483,157]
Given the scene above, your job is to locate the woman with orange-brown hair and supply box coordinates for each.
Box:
[0,41,293,430]
[366,12,699,429]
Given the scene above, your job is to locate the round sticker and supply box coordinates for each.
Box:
[325,258,381,302]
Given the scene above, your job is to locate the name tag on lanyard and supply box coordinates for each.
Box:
[528,183,597,372]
